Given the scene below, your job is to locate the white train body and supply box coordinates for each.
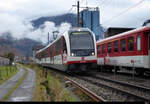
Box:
[35,28,97,72]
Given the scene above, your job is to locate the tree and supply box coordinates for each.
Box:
[3,52,15,65]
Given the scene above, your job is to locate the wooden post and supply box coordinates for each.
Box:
[131,60,135,79]
[101,63,103,72]
[114,65,116,78]
[132,62,135,79]
[0,70,2,80]
[43,68,45,77]
[45,69,48,78]
[7,67,8,76]
[10,66,11,73]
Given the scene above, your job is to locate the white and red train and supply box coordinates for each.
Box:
[35,27,97,73]
[97,26,150,75]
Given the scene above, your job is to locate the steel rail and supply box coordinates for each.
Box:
[78,76,150,102]
[91,75,150,92]
[65,77,106,102]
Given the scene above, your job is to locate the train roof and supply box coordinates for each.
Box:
[36,27,91,54]
[36,31,66,54]
[97,26,150,44]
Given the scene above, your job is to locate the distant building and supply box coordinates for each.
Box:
[104,27,135,38]
[14,56,22,63]
[0,56,10,66]
[80,7,104,40]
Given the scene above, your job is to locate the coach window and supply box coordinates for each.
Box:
[128,37,134,51]
[108,43,112,53]
[102,44,105,54]
[137,35,141,51]
[114,41,118,52]
[97,45,100,54]
[121,39,126,52]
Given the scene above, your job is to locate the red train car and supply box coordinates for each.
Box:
[97,26,150,75]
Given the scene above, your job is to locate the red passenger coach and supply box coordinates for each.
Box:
[97,26,150,75]
[35,28,97,73]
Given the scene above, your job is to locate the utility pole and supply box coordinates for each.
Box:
[86,0,88,8]
[73,1,96,27]
[52,31,59,40]
[77,1,80,27]
[48,32,49,44]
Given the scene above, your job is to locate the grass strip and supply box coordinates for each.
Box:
[0,66,19,85]
[2,67,28,101]
[47,75,76,101]
[26,63,76,101]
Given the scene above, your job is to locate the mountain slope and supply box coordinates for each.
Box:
[32,13,77,28]
[0,13,77,58]
[0,33,42,57]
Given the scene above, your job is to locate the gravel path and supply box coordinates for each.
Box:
[7,68,36,101]
[0,68,25,100]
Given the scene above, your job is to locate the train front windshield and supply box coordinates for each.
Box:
[70,31,95,56]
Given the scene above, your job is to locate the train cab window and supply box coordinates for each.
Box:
[128,37,134,51]
[97,45,100,54]
[108,43,112,53]
[137,35,141,51]
[114,41,118,52]
[121,39,126,52]
[102,44,105,54]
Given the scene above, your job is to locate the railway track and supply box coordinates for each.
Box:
[65,77,106,102]
[97,68,150,79]
[91,74,150,92]
[92,70,150,88]
[42,67,150,102]
[43,68,106,102]
[74,74,150,103]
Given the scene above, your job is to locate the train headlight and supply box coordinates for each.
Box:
[71,53,75,56]
[91,52,95,56]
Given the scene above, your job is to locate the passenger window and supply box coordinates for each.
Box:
[97,45,100,54]
[114,41,118,52]
[102,44,105,54]
[137,35,141,51]
[121,39,126,52]
[108,43,112,53]
[128,37,134,51]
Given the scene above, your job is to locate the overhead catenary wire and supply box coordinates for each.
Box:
[102,0,145,25]
[96,0,110,6]
[49,6,74,41]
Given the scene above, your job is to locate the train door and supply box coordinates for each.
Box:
[62,38,67,63]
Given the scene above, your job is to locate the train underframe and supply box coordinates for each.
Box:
[40,62,97,73]
[97,65,150,76]
[67,63,97,73]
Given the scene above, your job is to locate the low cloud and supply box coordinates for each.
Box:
[0,13,71,44]
[1,0,150,40]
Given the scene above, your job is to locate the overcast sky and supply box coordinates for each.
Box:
[0,0,150,43]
